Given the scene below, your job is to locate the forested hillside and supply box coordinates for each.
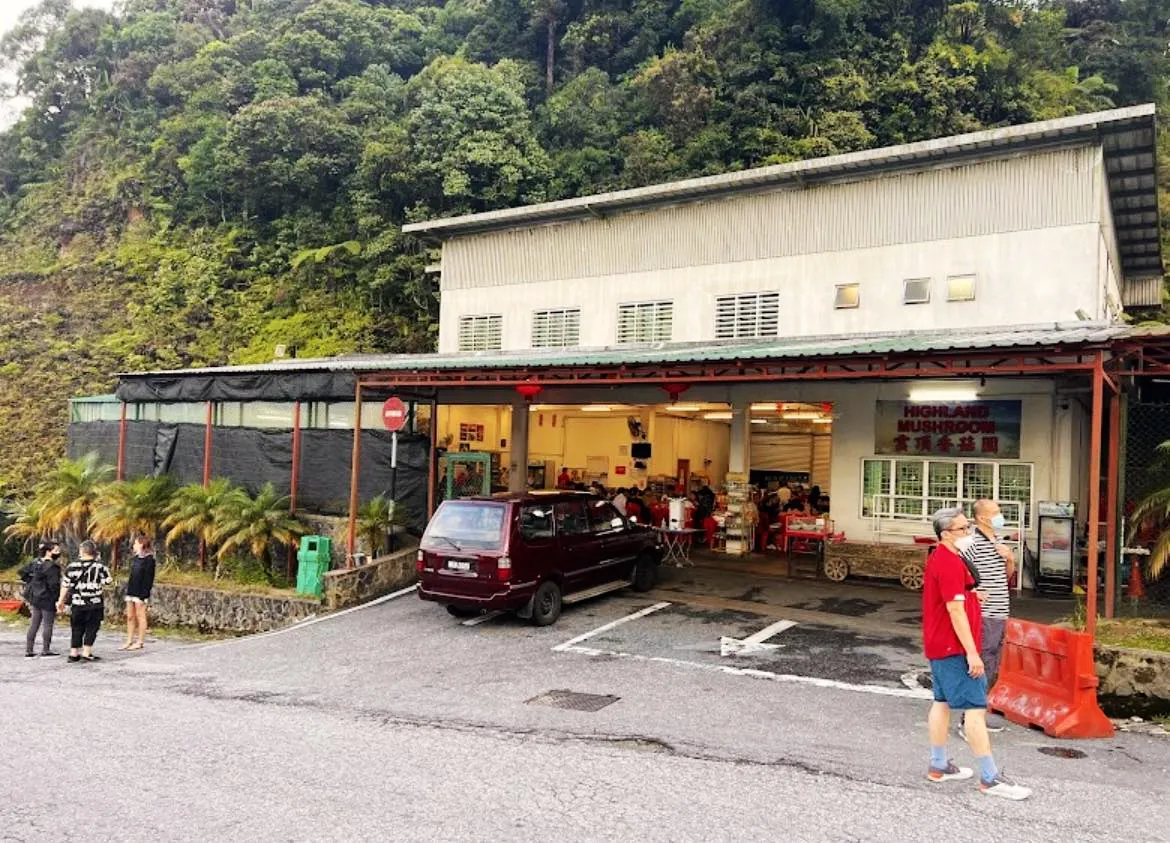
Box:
[0,0,1168,493]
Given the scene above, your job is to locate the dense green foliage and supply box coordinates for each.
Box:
[1,0,1168,492]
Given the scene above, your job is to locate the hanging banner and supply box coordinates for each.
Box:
[874,400,1022,459]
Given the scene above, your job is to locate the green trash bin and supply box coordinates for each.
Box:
[296,536,333,597]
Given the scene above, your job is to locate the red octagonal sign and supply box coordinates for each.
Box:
[381,397,407,432]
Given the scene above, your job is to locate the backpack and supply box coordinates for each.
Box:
[22,560,50,604]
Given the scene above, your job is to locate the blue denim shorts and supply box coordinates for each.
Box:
[930,655,988,710]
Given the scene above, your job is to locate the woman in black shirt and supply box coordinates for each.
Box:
[121,535,157,651]
[19,541,62,657]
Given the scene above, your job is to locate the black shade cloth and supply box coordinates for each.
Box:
[115,371,357,403]
[66,421,428,530]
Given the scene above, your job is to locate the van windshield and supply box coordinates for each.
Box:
[423,502,507,550]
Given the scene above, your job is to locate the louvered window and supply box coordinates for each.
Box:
[903,278,931,305]
[531,308,580,348]
[715,293,780,339]
[617,301,672,344]
[458,315,502,352]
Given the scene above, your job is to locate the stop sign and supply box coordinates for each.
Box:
[381,397,407,432]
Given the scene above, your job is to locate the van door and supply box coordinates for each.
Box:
[515,503,556,588]
[554,500,596,592]
[584,499,633,584]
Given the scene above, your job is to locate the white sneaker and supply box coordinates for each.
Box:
[980,772,1032,800]
[928,761,974,783]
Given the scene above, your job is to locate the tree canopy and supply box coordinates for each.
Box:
[0,0,1168,491]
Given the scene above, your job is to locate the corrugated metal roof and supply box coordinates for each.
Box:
[69,393,118,403]
[1123,277,1163,308]
[405,107,1161,284]
[119,322,1142,379]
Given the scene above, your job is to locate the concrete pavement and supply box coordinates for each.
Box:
[1,591,1167,841]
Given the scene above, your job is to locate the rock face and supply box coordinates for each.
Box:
[1096,645,1170,717]
[322,544,418,611]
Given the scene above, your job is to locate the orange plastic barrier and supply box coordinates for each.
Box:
[987,619,1114,739]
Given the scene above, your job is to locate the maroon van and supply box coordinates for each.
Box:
[417,491,660,625]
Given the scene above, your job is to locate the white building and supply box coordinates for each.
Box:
[401,105,1161,553]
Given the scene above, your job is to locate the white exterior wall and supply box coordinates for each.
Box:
[439,226,1101,350]
[436,145,1116,353]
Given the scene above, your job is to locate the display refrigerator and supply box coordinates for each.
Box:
[1035,501,1076,595]
[527,460,556,490]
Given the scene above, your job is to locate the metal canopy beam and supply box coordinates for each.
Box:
[355,349,1106,390]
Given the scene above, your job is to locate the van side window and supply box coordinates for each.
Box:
[519,505,555,542]
[554,501,589,536]
[587,500,625,533]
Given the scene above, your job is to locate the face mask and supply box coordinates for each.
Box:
[990,514,1006,531]
[954,535,976,554]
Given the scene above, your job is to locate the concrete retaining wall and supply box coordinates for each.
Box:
[1,579,317,634]
[322,544,418,611]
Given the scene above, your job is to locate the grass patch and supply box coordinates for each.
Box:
[155,562,297,598]
[1093,619,1170,654]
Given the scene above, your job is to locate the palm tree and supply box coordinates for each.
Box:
[356,494,409,557]
[163,479,245,572]
[91,475,177,549]
[213,483,307,576]
[34,452,115,541]
[2,499,48,551]
[1128,440,1170,583]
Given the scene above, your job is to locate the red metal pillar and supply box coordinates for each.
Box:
[1085,355,1104,639]
[288,401,302,577]
[345,383,363,566]
[113,401,128,570]
[1104,389,1121,620]
[116,402,127,481]
[427,398,438,519]
[202,401,213,487]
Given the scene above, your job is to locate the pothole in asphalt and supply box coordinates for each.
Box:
[526,690,620,712]
[1037,747,1087,759]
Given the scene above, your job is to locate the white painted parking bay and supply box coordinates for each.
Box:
[552,600,931,700]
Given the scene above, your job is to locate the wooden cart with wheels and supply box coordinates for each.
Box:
[820,540,929,590]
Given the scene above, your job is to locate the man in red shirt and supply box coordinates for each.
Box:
[556,468,572,490]
[923,507,1031,800]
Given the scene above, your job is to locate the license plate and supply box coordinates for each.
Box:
[447,559,472,571]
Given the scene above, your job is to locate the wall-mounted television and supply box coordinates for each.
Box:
[631,442,652,459]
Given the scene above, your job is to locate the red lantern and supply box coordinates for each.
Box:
[661,383,690,403]
[515,382,543,401]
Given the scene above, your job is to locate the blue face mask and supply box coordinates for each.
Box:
[990,513,1006,531]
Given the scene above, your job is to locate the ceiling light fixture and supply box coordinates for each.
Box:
[581,405,612,412]
[907,387,979,403]
[703,412,733,420]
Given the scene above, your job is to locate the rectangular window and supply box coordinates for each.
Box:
[157,403,210,425]
[458,314,503,352]
[947,274,976,302]
[617,300,672,344]
[860,457,1033,527]
[834,284,860,309]
[715,292,780,339]
[903,278,931,304]
[240,402,296,429]
[531,308,580,348]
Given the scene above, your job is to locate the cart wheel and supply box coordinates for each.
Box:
[900,563,925,591]
[823,557,849,582]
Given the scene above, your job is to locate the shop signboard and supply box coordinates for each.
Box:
[874,400,1022,459]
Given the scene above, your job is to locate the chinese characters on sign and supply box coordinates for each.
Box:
[874,400,1022,459]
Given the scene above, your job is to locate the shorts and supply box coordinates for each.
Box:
[125,596,147,605]
[930,654,988,711]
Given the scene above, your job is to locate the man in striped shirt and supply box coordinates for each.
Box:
[960,499,1015,736]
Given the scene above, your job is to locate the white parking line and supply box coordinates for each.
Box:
[560,642,933,700]
[196,584,419,649]
[552,602,672,652]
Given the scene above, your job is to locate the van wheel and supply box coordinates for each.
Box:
[531,581,562,627]
[446,605,477,619]
[631,555,657,592]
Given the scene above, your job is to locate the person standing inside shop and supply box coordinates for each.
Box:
[922,508,1030,800]
[960,499,1015,734]
[57,540,112,663]
[19,541,63,657]
[557,467,572,489]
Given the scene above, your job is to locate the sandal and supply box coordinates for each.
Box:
[117,643,132,651]
[127,643,144,651]
[82,655,102,662]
